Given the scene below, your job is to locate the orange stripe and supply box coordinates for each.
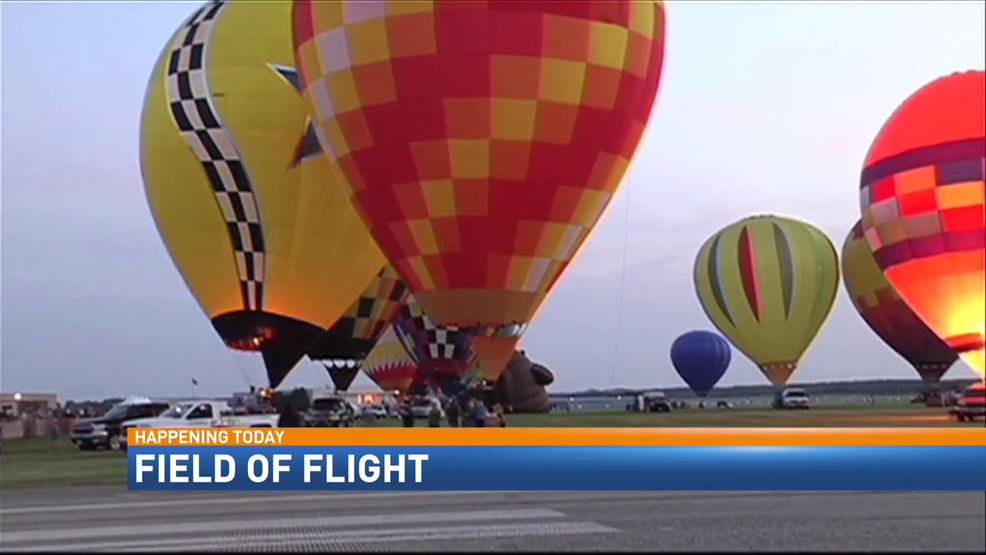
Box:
[127,427,986,447]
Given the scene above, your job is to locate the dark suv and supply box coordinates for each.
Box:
[304,397,355,427]
[70,399,171,451]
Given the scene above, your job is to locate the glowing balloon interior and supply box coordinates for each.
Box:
[859,70,985,377]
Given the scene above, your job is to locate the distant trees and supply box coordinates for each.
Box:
[557,378,981,399]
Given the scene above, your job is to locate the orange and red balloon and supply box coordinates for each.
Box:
[859,70,985,376]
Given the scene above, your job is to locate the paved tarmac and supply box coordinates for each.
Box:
[1,488,983,551]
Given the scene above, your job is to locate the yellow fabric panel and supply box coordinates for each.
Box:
[364,326,415,374]
[207,2,384,328]
[140,11,241,319]
[842,227,897,307]
[694,224,767,361]
[694,215,839,370]
[799,223,841,347]
[141,1,385,331]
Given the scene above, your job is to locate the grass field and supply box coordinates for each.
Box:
[0,406,980,489]
[0,437,127,489]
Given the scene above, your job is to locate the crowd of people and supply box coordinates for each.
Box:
[396,397,508,428]
[271,394,509,429]
[230,386,277,414]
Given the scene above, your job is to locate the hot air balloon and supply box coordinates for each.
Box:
[530,363,555,387]
[859,70,985,377]
[362,325,418,395]
[306,265,409,391]
[393,297,480,396]
[292,0,668,381]
[140,0,384,388]
[841,221,958,384]
[694,215,840,388]
[670,330,732,397]
[492,350,554,413]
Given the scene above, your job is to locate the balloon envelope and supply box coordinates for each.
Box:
[306,265,409,391]
[841,221,957,384]
[859,70,985,377]
[362,326,418,395]
[292,0,668,379]
[140,1,384,387]
[393,297,480,394]
[670,331,731,397]
[492,351,553,413]
[693,215,840,387]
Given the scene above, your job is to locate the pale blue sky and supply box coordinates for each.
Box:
[2,2,984,399]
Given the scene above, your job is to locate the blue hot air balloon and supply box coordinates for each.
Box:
[670,331,732,397]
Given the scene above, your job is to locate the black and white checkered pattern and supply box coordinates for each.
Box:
[403,311,470,360]
[165,0,266,311]
[426,327,460,359]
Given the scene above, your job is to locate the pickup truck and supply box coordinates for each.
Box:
[70,397,172,451]
[119,400,279,448]
[949,382,986,422]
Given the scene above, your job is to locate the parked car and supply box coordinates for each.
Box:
[70,397,171,451]
[773,388,811,410]
[304,396,356,427]
[359,403,390,419]
[119,400,279,448]
[949,382,986,422]
[408,396,439,418]
[911,388,945,407]
[645,393,672,413]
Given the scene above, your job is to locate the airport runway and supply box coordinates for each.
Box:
[1,488,983,552]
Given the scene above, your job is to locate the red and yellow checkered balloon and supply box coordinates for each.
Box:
[859,70,985,377]
[292,0,666,337]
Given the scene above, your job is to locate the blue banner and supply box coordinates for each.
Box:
[127,445,986,491]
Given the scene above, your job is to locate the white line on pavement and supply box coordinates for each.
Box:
[0,490,494,516]
[0,490,801,516]
[5,522,619,552]
[0,508,567,543]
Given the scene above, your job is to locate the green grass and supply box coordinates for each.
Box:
[0,438,127,489]
[1,406,978,489]
[504,406,970,427]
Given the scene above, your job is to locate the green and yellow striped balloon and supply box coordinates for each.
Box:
[693,215,840,387]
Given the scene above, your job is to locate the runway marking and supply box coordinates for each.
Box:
[0,490,921,517]
[6,522,619,552]
[0,508,566,544]
[0,490,789,516]
[0,490,491,516]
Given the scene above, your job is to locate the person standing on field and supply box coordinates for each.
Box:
[277,400,301,428]
[427,401,443,428]
[473,401,490,428]
[445,397,460,427]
